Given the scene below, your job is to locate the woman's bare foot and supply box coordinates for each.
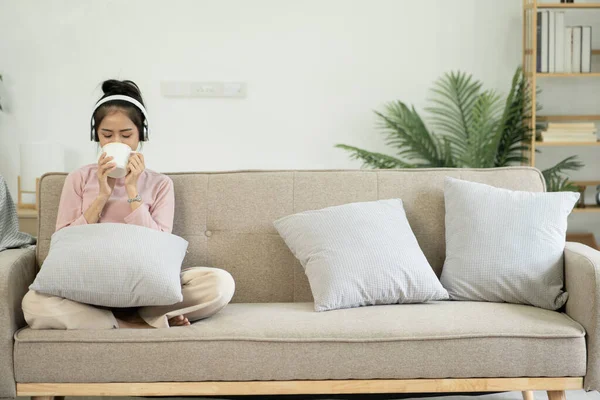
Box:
[169,315,191,327]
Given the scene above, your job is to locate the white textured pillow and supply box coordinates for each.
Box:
[440,177,579,310]
[30,223,188,307]
[273,199,449,312]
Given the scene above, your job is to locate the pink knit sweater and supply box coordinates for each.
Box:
[55,164,175,233]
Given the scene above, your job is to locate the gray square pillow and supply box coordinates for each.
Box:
[440,177,579,310]
[273,198,449,312]
[30,223,188,307]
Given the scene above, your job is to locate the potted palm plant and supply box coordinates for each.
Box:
[336,67,582,192]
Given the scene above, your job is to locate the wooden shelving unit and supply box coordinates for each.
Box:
[535,141,600,146]
[572,206,600,213]
[523,0,600,213]
[537,72,600,76]
[536,3,600,8]
[537,114,600,121]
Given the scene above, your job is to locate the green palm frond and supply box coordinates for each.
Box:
[435,135,456,167]
[464,89,504,167]
[426,71,483,155]
[544,174,580,192]
[425,71,504,168]
[494,66,531,166]
[541,155,584,192]
[375,101,448,166]
[542,155,584,177]
[334,145,418,169]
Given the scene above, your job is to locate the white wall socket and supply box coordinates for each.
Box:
[161,81,247,98]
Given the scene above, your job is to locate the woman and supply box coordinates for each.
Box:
[22,79,235,329]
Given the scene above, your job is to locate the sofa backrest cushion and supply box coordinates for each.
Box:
[37,167,545,303]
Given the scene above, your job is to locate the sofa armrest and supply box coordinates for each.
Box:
[0,248,36,399]
[565,241,600,391]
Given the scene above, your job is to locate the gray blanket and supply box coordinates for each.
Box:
[0,175,36,252]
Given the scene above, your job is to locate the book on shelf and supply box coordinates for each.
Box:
[541,136,598,142]
[542,133,598,142]
[541,122,599,142]
[556,12,565,72]
[543,131,597,136]
[536,11,592,73]
[565,26,573,73]
[573,26,583,72]
[547,122,596,130]
[582,26,592,73]
[550,12,556,72]
[538,11,549,73]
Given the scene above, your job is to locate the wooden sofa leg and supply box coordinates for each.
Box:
[523,391,535,400]
[548,391,566,400]
[31,397,64,400]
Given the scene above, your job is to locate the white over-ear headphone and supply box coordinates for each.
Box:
[90,94,149,141]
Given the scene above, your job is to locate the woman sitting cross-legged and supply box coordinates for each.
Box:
[21,79,235,329]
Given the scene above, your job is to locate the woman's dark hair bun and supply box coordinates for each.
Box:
[101,79,142,100]
[93,79,147,142]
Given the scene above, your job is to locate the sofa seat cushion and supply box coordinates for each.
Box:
[14,301,586,383]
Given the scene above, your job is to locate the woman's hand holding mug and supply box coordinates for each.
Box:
[97,152,117,198]
[125,152,145,190]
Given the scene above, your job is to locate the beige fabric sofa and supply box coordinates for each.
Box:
[1,167,599,399]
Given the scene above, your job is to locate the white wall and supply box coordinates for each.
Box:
[1,0,599,240]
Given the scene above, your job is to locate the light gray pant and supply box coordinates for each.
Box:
[22,267,235,329]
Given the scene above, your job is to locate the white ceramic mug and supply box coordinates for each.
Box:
[101,142,133,178]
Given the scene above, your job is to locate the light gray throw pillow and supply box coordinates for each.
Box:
[30,223,188,307]
[273,199,449,312]
[440,177,579,310]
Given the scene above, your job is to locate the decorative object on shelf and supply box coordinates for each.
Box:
[596,184,600,205]
[335,67,582,192]
[577,185,586,208]
[18,142,65,210]
[570,180,600,209]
